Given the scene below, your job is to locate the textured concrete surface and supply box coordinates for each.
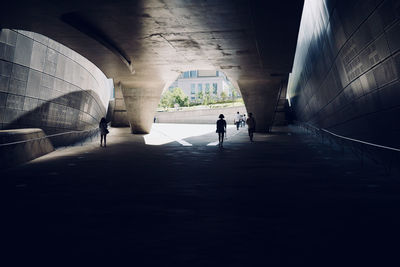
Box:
[0,0,303,133]
[109,82,129,127]
[9,124,400,266]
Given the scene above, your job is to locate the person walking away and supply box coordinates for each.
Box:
[242,114,246,127]
[246,113,256,142]
[234,111,241,130]
[216,114,227,147]
[99,117,109,147]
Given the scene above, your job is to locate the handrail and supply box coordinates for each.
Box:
[0,127,99,147]
[320,128,400,152]
[297,121,399,174]
[302,122,400,152]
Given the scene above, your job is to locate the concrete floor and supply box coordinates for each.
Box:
[10,124,400,266]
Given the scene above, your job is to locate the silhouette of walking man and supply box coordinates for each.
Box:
[99,117,109,147]
[216,114,227,147]
[246,113,256,142]
[234,111,241,130]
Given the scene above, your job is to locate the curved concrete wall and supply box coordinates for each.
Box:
[288,0,400,148]
[156,106,247,124]
[0,128,54,169]
[0,29,111,137]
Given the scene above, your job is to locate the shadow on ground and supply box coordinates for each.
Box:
[9,125,400,266]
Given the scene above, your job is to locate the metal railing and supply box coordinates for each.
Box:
[296,121,400,174]
[0,126,106,169]
[0,127,100,148]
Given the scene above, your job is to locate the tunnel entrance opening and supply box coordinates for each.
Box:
[144,69,247,146]
[155,69,245,124]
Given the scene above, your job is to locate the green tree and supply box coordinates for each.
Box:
[220,91,227,101]
[159,87,189,108]
[197,91,204,104]
[170,87,189,107]
[231,89,237,99]
[203,91,212,106]
[159,90,173,109]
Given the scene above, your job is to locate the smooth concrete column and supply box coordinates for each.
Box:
[110,82,129,127]
[120,81,165,134]
[238,79,282,133]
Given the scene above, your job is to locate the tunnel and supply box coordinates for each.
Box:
[2,0,400,266]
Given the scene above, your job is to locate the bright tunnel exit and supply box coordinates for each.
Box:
[144,69,246,145]
[144,123,237,146]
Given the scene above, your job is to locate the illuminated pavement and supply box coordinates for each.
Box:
[10,124,400,266]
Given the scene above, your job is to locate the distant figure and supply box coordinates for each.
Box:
[234,111,241,130]
[99,117,109,147]
[242,114,246,127]
[216,114,227,147]
[154,116,156,123]
[246,113,256,142]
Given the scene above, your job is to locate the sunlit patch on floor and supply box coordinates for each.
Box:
[144,123,235,146]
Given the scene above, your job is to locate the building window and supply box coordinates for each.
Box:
[183,71,189,78]
[212,83,218,94]
[198,83,202,93]
[191,96,196,101]
[191,84,196,94]
[190,70,197,78]
[205,83,210,93]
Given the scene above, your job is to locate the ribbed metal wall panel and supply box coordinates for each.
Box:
[0,29,111,136]
[288,0,400,148]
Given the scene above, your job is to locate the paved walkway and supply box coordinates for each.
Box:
[10,124,400,266]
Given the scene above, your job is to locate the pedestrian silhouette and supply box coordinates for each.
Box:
[234,111,241,130]
[216,114,227,147]
[99,117,109,147]
[246,113,256,142]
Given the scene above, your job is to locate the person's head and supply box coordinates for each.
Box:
[248,113,253,117]
[219,114,224,119]
[100,117,106,123]
[237,111,239,114]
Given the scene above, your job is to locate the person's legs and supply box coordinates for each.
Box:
[248,129,254,141]
[104,134,107,147]
[220,132,224,147]
[236,122,240,130]
[100,134,103,147]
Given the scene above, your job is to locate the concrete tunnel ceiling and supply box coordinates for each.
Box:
[0,0,304,133]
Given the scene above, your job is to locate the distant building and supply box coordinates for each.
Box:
[168,70,238,102]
